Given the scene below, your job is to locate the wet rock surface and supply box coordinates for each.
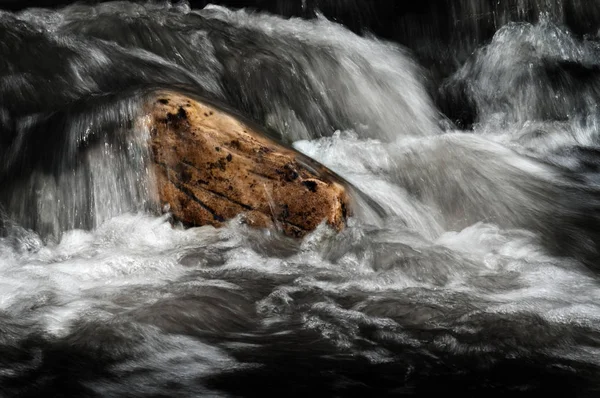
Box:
[145,92,350,237]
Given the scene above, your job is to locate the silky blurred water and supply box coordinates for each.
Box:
[1,1,600,396]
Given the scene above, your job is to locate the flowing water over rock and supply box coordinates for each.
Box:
[1,1,600,396]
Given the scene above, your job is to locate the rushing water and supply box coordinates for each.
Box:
[1,1,600,396]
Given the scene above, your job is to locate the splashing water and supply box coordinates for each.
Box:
[1,1,600,396]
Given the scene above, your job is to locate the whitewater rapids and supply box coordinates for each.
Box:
[1,1,600,396]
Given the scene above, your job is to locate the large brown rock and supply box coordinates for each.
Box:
[142,92,350,237]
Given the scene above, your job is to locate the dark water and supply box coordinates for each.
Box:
[1,1,600,396]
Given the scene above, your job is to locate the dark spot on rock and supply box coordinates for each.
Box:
[180,169,192,183]
[204,112,209,117]
[209,111,214,115]
[158,99,169,104]
[166,107,188,124]
[279,204,290,219]
[207,158,227,171]
[226,153,233,162]
[341,202,348,219]
[277,163,299,182]
[229,140,241,150]
[228,185,233,191]
[302,180,318,193]
[215,147,221,152]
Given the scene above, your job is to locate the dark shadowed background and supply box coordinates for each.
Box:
[3,0,600,125]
